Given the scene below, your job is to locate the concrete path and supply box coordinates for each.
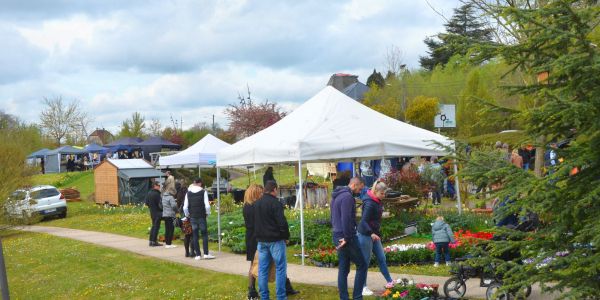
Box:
[20,226,559,299]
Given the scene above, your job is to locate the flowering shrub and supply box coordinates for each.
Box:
[382,169,424,198]
[378,279,437,299]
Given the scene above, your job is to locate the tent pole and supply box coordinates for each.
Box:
[298,158,305,266]
[453,143,462,215]
[217,167,221,252]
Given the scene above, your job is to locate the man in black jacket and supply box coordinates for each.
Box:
[254,180,289,300]
[145,181,163,246]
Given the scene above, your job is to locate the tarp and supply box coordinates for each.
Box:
[217,86,451,167]
[105,137,143,147]
[27,148,50,159]
[159,134,230,168]
[109,159,163,204]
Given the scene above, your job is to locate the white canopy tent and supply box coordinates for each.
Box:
[158,134,230,252]
[217,86,460,264]
[158,134,230,168]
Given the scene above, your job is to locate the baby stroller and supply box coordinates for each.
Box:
[443,213,539,300]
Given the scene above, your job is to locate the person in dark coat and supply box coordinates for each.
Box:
[254,180,290,300]
[262,166,275,187]
[331,177,368,300]
[145,181,163,246]
[243,184,299,299]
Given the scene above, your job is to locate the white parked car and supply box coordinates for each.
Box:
[6,185,67,219]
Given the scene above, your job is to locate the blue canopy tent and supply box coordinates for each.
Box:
[84,143,108,153]
[105,137,144,159]
[44,146,87,173]
[136,136,181,161]
[27,148,50,159]
[84,143,109,168]
[105,137,143,147]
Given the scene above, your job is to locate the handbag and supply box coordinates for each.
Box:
[251,250,276,282]
[181,218,192,235]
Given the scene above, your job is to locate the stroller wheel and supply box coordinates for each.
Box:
[486,282,511,300]
[443,276,466,298]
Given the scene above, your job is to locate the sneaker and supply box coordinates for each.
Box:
[164,245,177,249]
[385,281,395,289]
[203,254,216,259]
[434,262,439,267]
[194,256,201,260]
[362,287,374,296]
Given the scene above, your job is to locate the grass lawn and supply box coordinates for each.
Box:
[2,231,342,299]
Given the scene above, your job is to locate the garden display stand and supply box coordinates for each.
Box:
[382,195,419,211]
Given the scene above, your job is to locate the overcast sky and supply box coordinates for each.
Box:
[0,0,459,134]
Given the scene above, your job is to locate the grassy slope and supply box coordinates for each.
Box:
[3,231,341,299]
[30,171,95,200]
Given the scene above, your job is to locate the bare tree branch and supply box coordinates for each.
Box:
[425,0,449,22]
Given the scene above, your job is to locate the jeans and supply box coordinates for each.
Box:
[335,235,368,300]
[357,233,392,285]
[258,240,287,300]
[163,217,174,245]
[190,217,209,256]
[523,163,530,170]
[432,186,442,204]
[149,213,161,242]
[434,242,451,263]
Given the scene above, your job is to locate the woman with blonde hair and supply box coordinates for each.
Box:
[357,180,397,295]
[243,184,265,299]
[243,184,298,299]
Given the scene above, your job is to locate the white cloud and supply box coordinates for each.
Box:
[0,0,463,135]
[17,14,119,55]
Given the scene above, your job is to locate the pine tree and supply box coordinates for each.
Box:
[461,2,600,298]
[366,69,385,88]
[419,3,494,70]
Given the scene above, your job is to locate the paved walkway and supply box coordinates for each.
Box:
[21,226,558,299]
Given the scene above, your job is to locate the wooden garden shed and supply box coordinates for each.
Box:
[94,159,164,205]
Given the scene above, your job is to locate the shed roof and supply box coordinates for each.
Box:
[118,169,164,180]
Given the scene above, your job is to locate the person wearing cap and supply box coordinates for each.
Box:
[145,181,163,247]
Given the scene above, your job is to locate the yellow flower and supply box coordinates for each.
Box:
[392,294,399,298]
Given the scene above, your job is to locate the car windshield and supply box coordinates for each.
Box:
[31,188,60,199]
[9,191,26,201]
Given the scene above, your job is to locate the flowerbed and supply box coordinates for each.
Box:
[378,279,438,299]
[309,230,494,267]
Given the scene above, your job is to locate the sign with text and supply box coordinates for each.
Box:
[434,104,456,128]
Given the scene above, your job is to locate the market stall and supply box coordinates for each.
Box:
[217,86,456,264]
